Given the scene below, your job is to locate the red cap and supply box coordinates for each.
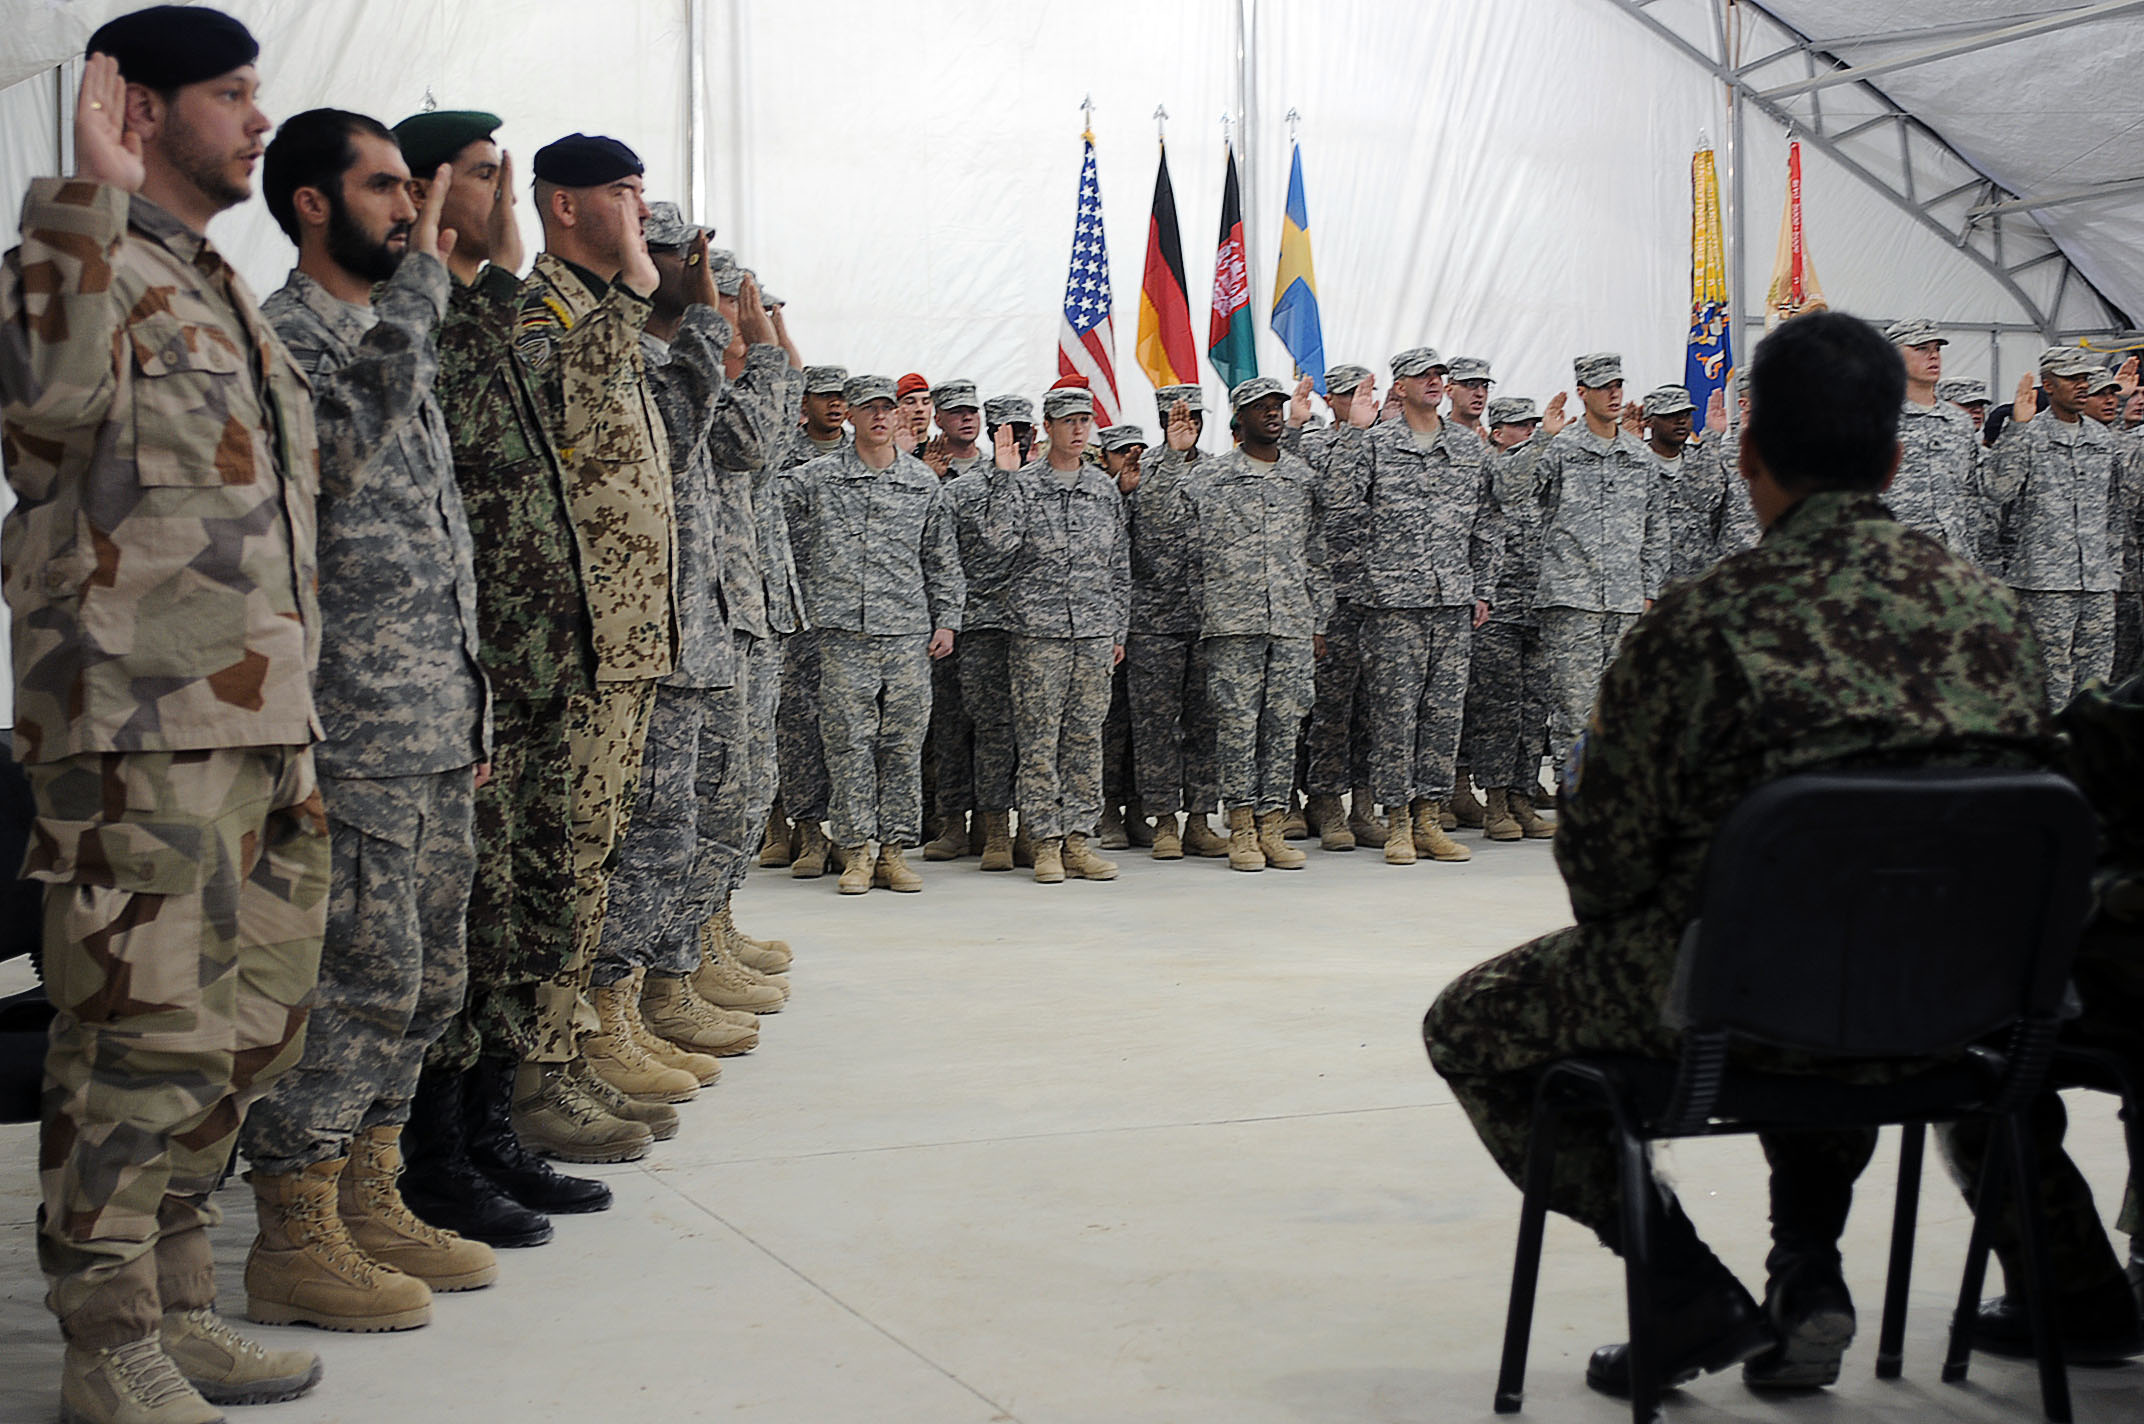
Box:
[896,372,930,398]
[1049,373,1091,390]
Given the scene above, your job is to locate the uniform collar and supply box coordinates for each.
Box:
[128,193,227,278]
[1766,488,1893,541]
[275,267,376,347]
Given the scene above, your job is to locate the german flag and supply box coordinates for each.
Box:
[1135,141,1197,391]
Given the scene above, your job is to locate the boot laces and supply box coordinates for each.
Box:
[291,1176,383,1282]
[104,1337,199,1409]
[172,1307,268,1361]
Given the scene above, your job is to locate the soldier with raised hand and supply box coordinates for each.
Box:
[920,379,987,861]
[783,375,965,893]
[1636,384,1746,591]
[1093,424,1151,849]
[1884,319,1988,564]
[2,11,332,1418]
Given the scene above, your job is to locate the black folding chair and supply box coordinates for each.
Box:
[1487,768,2095,1424]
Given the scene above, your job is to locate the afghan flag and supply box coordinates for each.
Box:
[1207,144,1256,390]
[1135,141,1198,391]
[1683,145,1732,435]
[1270,143,1326,393]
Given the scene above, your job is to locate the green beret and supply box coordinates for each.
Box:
[391,110,502,176]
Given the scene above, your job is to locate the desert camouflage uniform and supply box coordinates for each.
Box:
[783,445,964,845]
[3,180,329,1347]
[1300,423,1376,797]
[774,427,848,826]
[1892,397,1988,566]
[1464,437,1554,793]
[242,254,487,1174]
[1126,444,1220,816]
[945,455,1022,814]
[517,253,677,1060]
[1987,413,2124,707]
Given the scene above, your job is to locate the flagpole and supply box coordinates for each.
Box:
[1154,104,1168,145]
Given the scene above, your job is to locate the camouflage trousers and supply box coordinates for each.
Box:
[776,630,830,823]
[429,696,575,1073]
[925,646,974,824]
[1202,634,1314,814]
[1360,606,1474,806]
[242,769,475,1174]
[2114,589,2141,685]
[2014,590,2117,711]
[592,684,719,986]
[530,680,654,1064]
[32,747,328,1348]
[958,627,1018,811]
[1125,631,1218,815]
[1010,634,1114,839]
[722,632,784,903]
[1304,602,1372,796]
[820,630,933,846]
[1463,621,1553,792]
[1103,662,1132,808]
[1538,608,1640,778]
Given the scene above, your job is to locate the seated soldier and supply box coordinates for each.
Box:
[1424,311,2056,1398]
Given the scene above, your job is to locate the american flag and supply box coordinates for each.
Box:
[1058,133,1120,424]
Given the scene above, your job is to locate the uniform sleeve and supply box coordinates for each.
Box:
[0,180,133,440]
[1469,453,1507,602]
[1111,486,1133,644]
[1305,476,1335,633]
[920,481,967,631]
[705,343,790,474]
[964,463,1034,591]
[1984,430,2031,574]
[1639,456,1670,601]
[519,279,652,458]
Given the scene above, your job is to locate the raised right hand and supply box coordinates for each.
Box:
[1541,391,1570,436]
[1166,399,1198,451]
[618,205,658,297]
[74,54,144,193]
[2012,372,2037,423]
[412,164,458,262]
[993,424,1020,471]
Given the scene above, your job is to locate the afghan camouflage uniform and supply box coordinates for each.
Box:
[1425,491,2051,1252]
[1299,425,1376,797]
[427,266,595,1072]
[925,450,988,830]
[1986,413,2125,708]
[1126,445,1220,816]
[1180,447,1332,813]
[1530,422,1668,775]
[783,445,964,846]
[946,455,1021,814]
[774,427,848,826]
[1463,437,1553,793]
[517,253,677,1061]
[1338,419,1504,807]
[3,181,329,1347]
[242,255,488,1174]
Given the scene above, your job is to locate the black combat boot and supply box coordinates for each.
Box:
[401,1066,555,1248]
[467,1054,613,1214]
[1584,1191,1777,1397]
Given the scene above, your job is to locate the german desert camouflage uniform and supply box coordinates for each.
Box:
[773,427,846,825]
[1464,437,1554,793]
[1181,445,1331,813]
[1299,422,1376,797]
[427,265,593,1072]
[782,444,964,845]
[517,252,676,1060]
[242,253,488,1175]
[1126,444,1219,815]
[1987,412,2124,707]
[3,180,329,1348]
[1426,490,2051,1238]
[1530,420,1668,774]
[1337,417,1504,807]
[1892,397,1987,565]
[945,457,1022,813]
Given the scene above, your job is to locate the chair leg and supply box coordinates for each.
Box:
[1944,1121,2010,1384]
[1876,1121,1925,1380]
[1617,1127,1662,1424]
[1494,1103,1563,1413]
[2005,1113,2073,1424]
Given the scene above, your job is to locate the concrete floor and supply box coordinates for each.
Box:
[1,828,2138,1423]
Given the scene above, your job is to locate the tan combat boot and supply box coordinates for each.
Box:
[1437,799,1459,831]
[1512,790,1556,839]
[1012,820,1035,868]
[1182,813,1230,858]
[790,820,831,878]
[338,1126,499,1292]
[1348,788,1387,844]
[1150,811,1183,860]
[693,923,791,1014]
[1032,836,1066,883]
[510,1060,652,1163]
[1226,806,1265,871]
[1306,793,1355,852]
[874,842,923,892]
[569,1058,679,1141]
[758,804,793,867]
[245,1159,432,1332]
[1482,788,1523,842]
[1096,805,1129,850]
[161,1307,321,1407]
[977,809,1015,871]
[1126,798,1156,848]
[1280,791,1310,840]
[715,902,793,975]
[1256,810,1307,869]
[1062,833,1119,880]
[61,1337,223,1424]
[1384,803,1418,865]
[837,843,873,894]
[922,813,967,861]
[1450,778,1488,829]
[585,979,700,1103]
[1411,798,1473,862]
[643,970,760,1057]
[626,971,723,1083]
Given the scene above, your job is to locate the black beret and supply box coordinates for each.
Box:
[87,5,259,91]
[532,133,643,188]
[392,110,502,176]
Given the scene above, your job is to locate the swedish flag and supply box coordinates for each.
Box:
[1270,145,1326,394]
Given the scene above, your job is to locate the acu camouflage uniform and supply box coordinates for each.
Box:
[925,448,989,830]
[243,253,488,1176]
[2,180,330,1348]
[1463,435,1554,794]
[1891,396,1987,568]
[1425,491,2051,1248]
[1299,422,1377,798]
[2117,433,2144,680]
[1651,437,1758,591]
[774,426,849,827]
[945,451,1023,816]
[1987,412,2124,707]
[1125,443,1220,816]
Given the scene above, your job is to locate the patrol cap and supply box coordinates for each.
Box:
[1447,356,1494,385]
[391,110,502,175]
[2039,345,2102,378]
[759,288,782,308]
[1097,424,1148,452]
[716,265,750,297]
[802,365,849,396]
[1640,384,1696,416]
[930,380,980,411]
[87,5,258,91]
[1935,378,1991,406]
[1230,375,1288,410]
[1486,396,1540,427]
[1883,318,1948,348]
[641,201,701,251]
[2086,367,2121,395]
[1390,347,1447,378]
[1573,352,1623,387]
[1154,384,1205,415]
[1043,387,1096,420]
[843,374,896,406]
[708,247,737,271]
[1324,363,1374,396]
[532,133,644,187]
[985,395,1036,427]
